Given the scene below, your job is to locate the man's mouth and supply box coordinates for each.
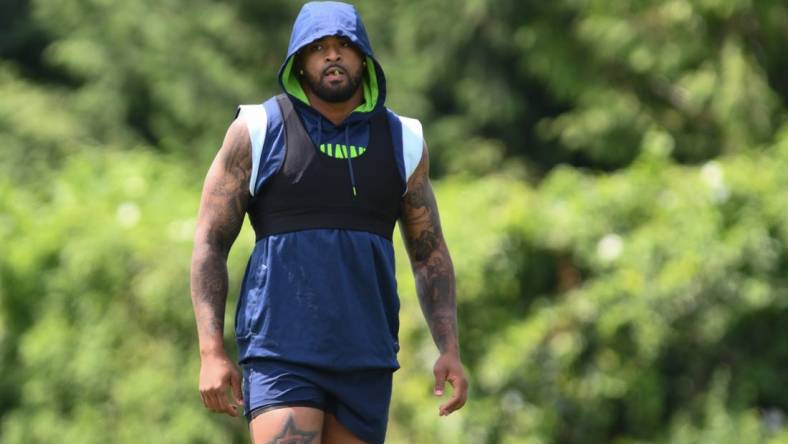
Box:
[323,66,346,79]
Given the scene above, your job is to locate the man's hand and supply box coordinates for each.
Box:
[433,352,469,416]
[199,352,244,417]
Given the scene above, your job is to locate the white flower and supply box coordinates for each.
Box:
[700,161,723,187]
[116,202,141,228]
[700,161,729,203]
[597,234,623,262]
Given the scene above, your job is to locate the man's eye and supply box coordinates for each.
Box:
[311,44,323,52]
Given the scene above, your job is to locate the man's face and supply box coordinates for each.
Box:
[298,35,365,103]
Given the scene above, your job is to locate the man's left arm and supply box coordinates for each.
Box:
[399,141,469,416]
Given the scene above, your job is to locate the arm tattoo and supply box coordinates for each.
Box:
[190,120,252,345]
[401,152,459,355]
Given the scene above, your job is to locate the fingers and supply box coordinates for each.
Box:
[201,386,239,416]
[433,366,448,396]
[438,374,469,417]
[200,372,243,417]
[201,388,220,413]
[220,390,240,416]
[230,370,244,406]
[433,355,469,416]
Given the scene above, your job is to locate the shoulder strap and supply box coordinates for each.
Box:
[235,103,268,196]
[275,93,294,117]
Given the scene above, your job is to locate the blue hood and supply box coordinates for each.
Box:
[277,1,387,125]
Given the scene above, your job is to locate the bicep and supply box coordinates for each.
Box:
[195,118,253,253]
[399,142,444,262]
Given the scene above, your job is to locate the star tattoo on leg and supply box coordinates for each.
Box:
[266,414,318,444]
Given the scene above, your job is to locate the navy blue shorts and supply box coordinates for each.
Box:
[242,359,393,444]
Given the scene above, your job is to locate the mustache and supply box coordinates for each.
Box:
[322,64,347,76]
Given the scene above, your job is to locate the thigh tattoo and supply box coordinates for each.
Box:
[265,413,319,444]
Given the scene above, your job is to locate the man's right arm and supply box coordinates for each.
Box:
[190,116,252,417]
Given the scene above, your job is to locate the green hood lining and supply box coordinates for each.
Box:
[281,55,378,113]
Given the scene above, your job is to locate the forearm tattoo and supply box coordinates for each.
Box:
[190,122,251,341]
[401,156,459,354]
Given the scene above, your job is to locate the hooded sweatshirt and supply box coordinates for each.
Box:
[232,1,424,370]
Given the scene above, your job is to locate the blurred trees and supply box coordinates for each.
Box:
[1,0,788,443]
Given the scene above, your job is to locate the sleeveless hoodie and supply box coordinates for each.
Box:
[233,1,423,370]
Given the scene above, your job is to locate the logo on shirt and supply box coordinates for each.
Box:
[319,143,367,159]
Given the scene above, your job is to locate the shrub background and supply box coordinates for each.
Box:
[1,1,788,442]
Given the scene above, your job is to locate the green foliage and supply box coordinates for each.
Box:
[0,150,254,443]
[2,0,788,443]
[391,126,788,443]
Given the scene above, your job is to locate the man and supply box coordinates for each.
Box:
[190,2,468,443]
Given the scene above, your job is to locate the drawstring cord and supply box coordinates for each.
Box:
[317,117,322,155]
[344,125,358,197]
[318,115,358,198]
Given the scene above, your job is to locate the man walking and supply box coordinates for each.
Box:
[190,2,468,442]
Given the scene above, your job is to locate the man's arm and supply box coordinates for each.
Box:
[190,117,251,417]
[400,142,468,416]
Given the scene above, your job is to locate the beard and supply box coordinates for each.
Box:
[302,65,364,103]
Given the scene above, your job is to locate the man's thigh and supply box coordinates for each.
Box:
[249,406,324,444]
[322,413,368,444]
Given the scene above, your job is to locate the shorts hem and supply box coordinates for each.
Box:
[246,400,329,423]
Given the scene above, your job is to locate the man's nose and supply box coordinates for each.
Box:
[324,45,341,61]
